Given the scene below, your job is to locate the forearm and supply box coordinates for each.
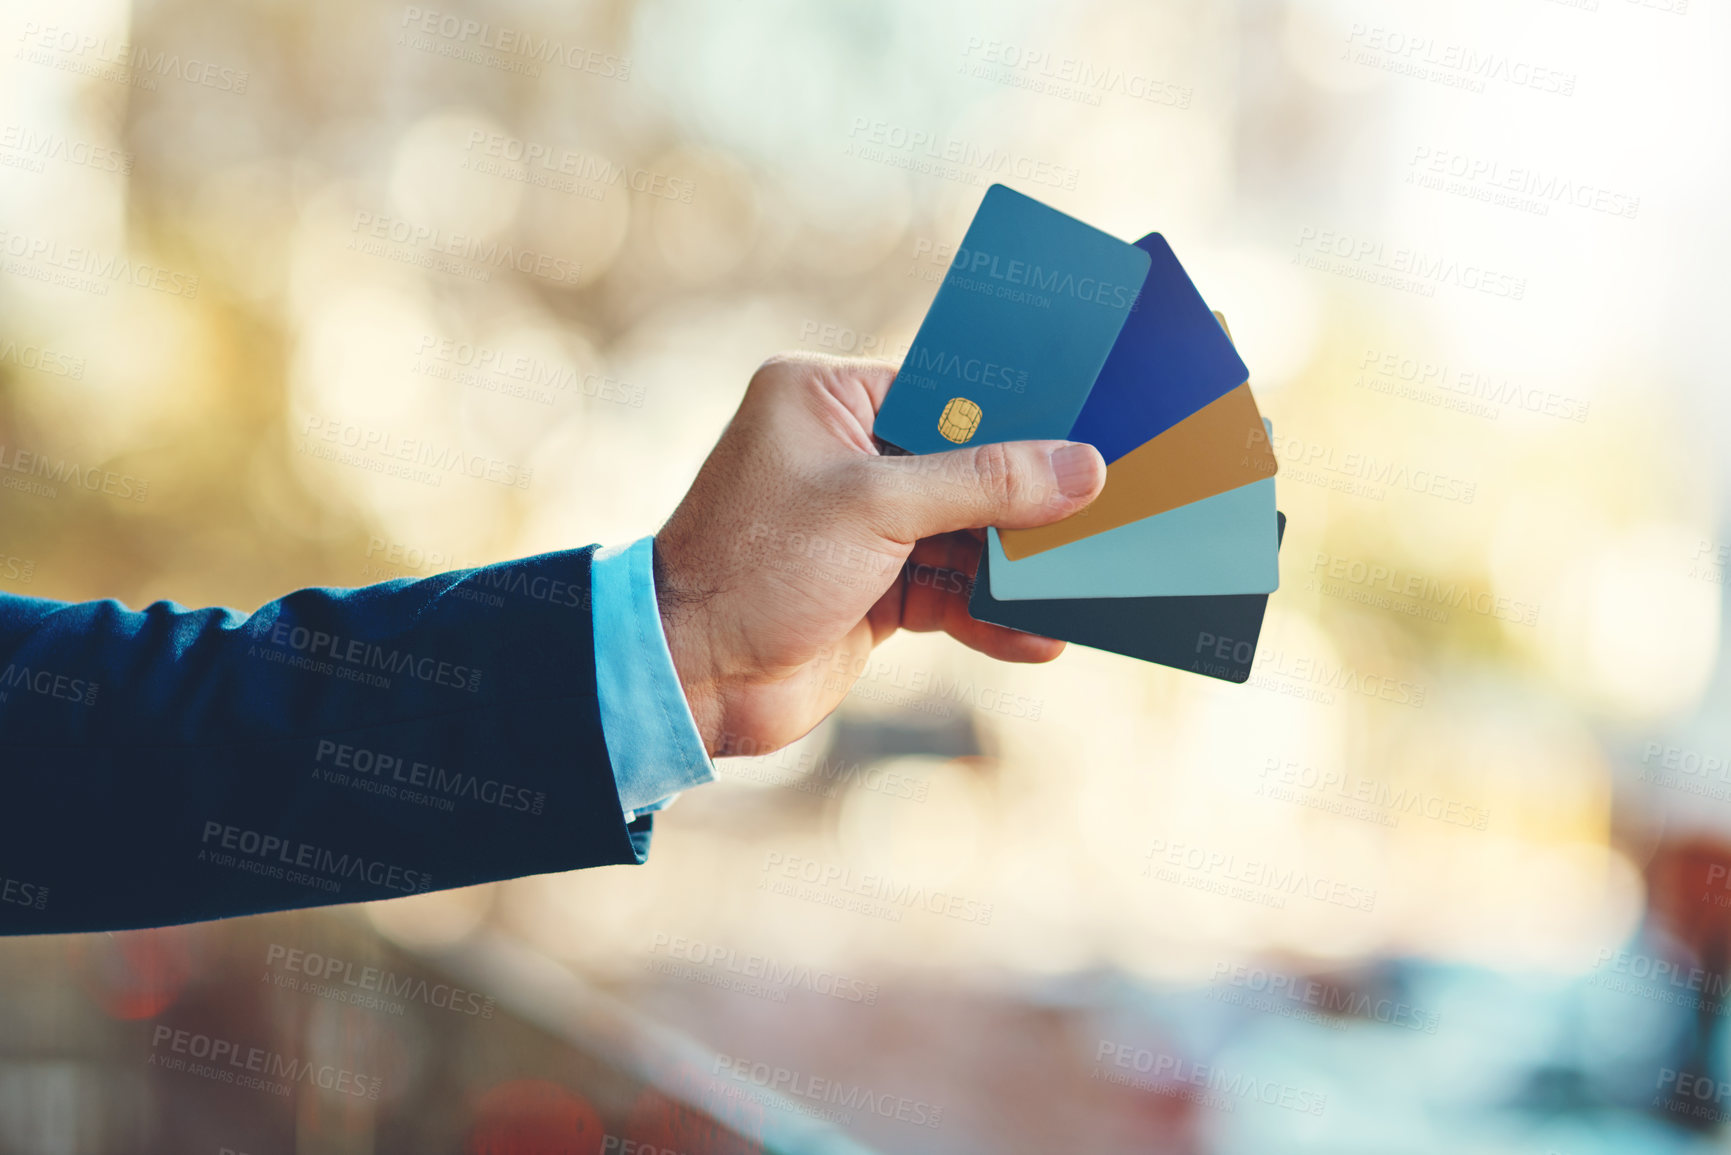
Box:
[0,549,647,935]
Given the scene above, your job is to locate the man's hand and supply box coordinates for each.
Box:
[654,354,1106,757]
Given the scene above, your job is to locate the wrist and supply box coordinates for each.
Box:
[652,536,726,755]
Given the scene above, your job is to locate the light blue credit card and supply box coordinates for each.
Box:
[986,424,1280,599]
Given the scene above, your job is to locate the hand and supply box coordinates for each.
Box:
[654,354,1107,757]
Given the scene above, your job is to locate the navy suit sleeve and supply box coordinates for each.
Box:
[0,546,651,935]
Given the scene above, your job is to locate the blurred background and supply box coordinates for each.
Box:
[3,0,1730,1150]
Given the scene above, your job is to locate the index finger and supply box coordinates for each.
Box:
[851,357,901,414]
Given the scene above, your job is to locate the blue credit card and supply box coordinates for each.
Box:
[1065,233,1248,465]
[873,185,1150,455]
[985,477,1278,600]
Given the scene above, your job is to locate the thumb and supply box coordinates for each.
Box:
[864,439,1106,542]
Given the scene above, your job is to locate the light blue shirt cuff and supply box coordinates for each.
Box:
[591,536,716,822]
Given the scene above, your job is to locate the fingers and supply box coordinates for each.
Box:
[863,573,1064,667]
[895,532,1065,663]
[941,604,1067,663]
[855,360,900,414]
[911,582,1064,662]
[817,359,898,434]
[871,532,973,643]
[861,439,1106,544]
[903,531,980,596]
[750,354,899,426]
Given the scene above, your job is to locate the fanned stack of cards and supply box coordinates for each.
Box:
[873,185,1282,683]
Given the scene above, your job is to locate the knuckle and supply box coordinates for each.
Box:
[971,442,1018,507]
[755,351,804,375]
[747,353,807,396]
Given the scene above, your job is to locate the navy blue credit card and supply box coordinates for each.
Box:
[969,513,1285,682]
[1065,233,1248,465]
